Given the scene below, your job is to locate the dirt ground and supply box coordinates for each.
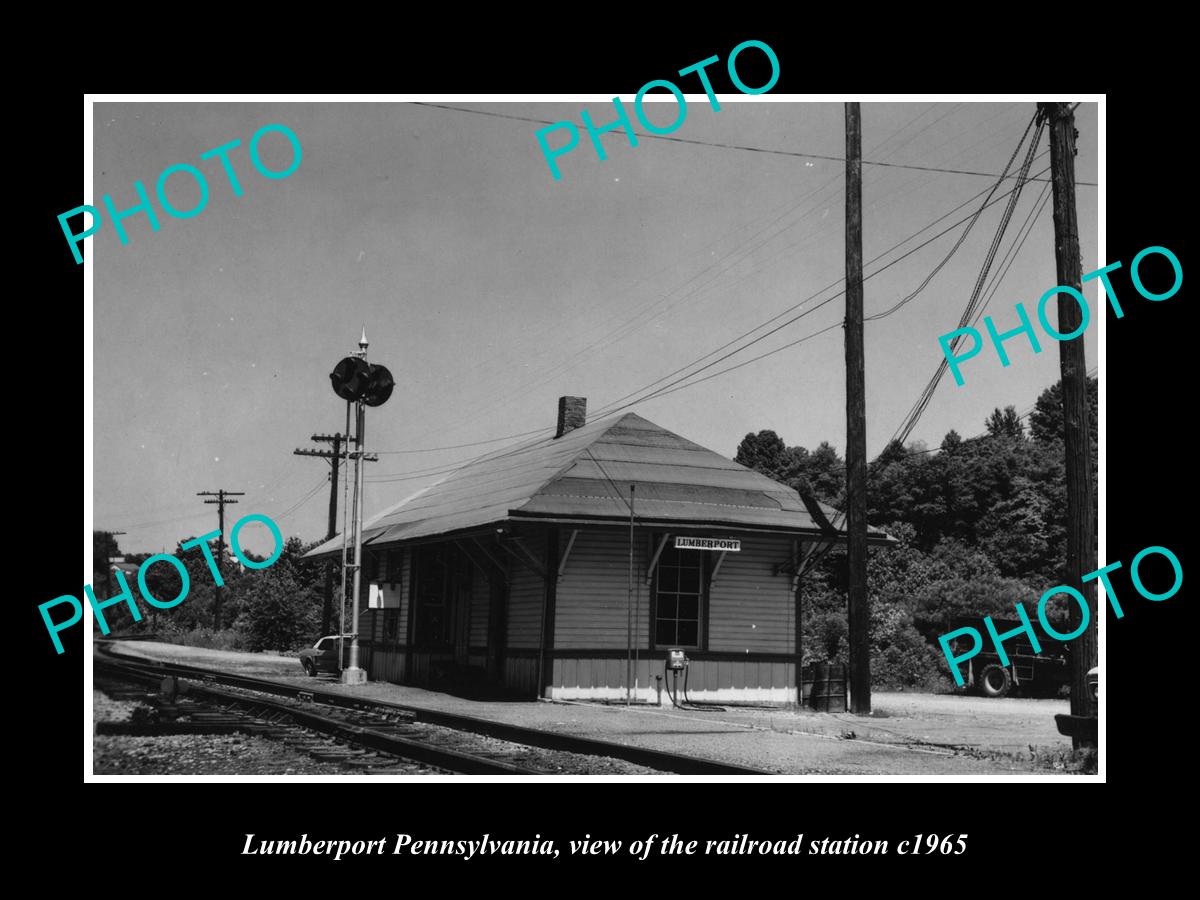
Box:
[99,640,1087,775]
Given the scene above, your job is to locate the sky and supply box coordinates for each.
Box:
[91,98,1099,558]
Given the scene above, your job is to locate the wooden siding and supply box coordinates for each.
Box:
[409,650,456,683]
[469,566,490,648]
[549,654,796,704]
[361,608,380,642]
[554,527,650,649]
[707,534,795,655]
[504,654,540,695]
[362,645,407,684]
[505,537,546,650]
[394,548,410,638]
[362,548,410,644]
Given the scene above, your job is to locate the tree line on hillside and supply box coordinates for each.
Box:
[735,376,1097,690]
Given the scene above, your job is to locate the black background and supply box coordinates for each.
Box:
[28,26,1188,883]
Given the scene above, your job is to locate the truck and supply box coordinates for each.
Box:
[946,616,1072,698]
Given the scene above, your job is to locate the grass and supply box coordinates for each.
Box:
[961,743,1097,774]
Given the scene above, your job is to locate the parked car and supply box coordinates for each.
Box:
[298,635,353,676]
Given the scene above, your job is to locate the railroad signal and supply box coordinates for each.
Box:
[328,327,392,686]
[362,363,394,407]
[330,357,394,407]
[330,356,371,401]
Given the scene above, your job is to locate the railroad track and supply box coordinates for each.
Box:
[94,644,765,775]
[95,665,539,774]
[94,669,454,774]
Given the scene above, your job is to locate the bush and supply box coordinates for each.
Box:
[871,617,945,691]
[234,568,321,653]
[803,610,848,666]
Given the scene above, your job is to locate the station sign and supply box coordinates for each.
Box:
[675,536,741,552]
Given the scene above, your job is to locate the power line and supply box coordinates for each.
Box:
[886,116,1046,449]
[900,365,1098,457]
[399,107,1050,450]
[969,182,1053,328]
[373,427,548,454]
[589,162,1052,422]
[357,161,1056,494]
[411,102,1098,185]
[864,115,1037,323]
[428,105,945,436]
[276,479,330,520]
[398,158,1046,480]
[356,114,1079,494]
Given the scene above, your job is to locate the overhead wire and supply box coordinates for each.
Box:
[886,114,1046,449]
[899,365,1099,457]
[275,478,330,521]
[589,162,1052,423]
[372,427,548,454]
[968,182,1053,328]
[356,112,1069,496]
[864,116,1036,323]
[381,154,1051,475]
[411,102,1097,185]
[374,106,958,458]
[434,104,954,434]
[391,107,1054,455]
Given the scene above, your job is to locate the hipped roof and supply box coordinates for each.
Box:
[305,412,890,558]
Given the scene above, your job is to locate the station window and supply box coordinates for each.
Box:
[653,545,704,649]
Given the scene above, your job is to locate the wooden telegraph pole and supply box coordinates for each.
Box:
[197,489,244,629]
[844,102,870,715]
[294,433,347,635]
[1039,102,1097,743]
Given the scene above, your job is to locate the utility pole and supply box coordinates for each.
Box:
[844,102,871,715]
[197,489,244,629]
[1038,101,1097,744]
[294,433,347,635]
[96,530,126,598]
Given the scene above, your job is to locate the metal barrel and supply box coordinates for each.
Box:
[803,662,848,712]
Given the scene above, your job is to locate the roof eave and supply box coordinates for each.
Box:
[506,510,897,545]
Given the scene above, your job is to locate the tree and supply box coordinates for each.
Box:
[799,441,846,506]
[735,430,788,478]
[235,565,322,651]
[742,372,1089,687]
[985,405,1025,439]
[736,432,844,505]
[92,531,123,593]
[940,429,963,452]
[1029,376,1098,446]
[137,536,245,631]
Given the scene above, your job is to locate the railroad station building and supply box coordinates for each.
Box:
[307,398,889,703]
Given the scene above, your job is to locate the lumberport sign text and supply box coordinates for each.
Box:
[675,537,741,551]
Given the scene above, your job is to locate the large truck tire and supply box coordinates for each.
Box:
[979,663,1012,698]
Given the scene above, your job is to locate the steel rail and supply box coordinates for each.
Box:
[95,644,767,775]
[95,655,538,775]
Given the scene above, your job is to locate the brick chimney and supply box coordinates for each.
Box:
[555,396,587,438]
